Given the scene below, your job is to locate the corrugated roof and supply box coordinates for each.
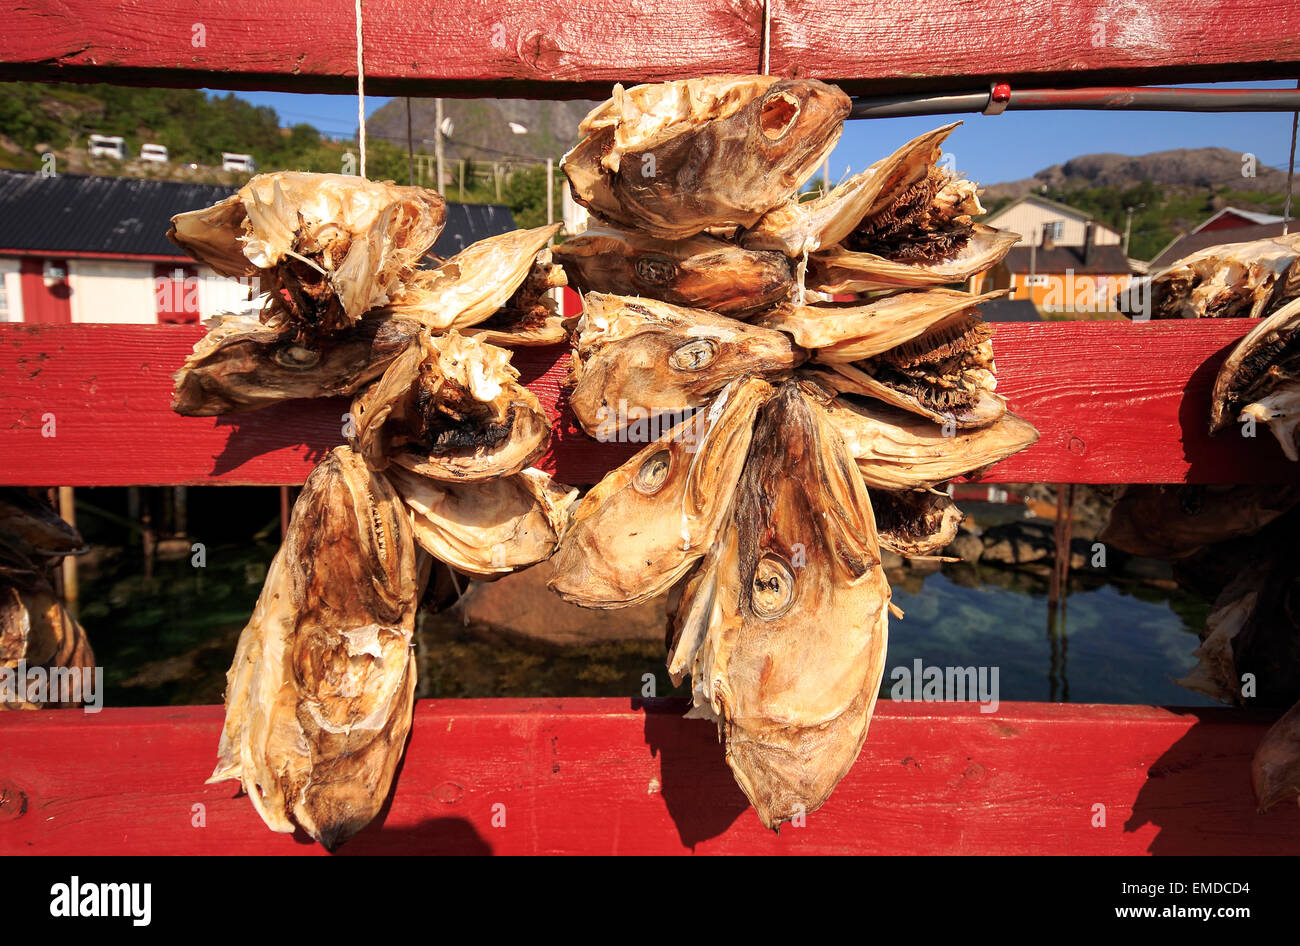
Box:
[1189,207,1285,234]
[1149,220,1292,269]
[0,170,519,260]
[978,298,1042,322]
[1000,243,1133,275]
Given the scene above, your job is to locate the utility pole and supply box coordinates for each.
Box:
[434,98,446,195]
[459,159,465,200]
[1123,206,1135,256]
[546,158,554,228]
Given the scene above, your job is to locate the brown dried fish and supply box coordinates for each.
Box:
[169,172,446,337]
[821,397,1038,489]
[553,225,793,316]
[388,465,577,580]
[568,293,804,440]
[872,488,964,558]
[755,288,1005,362]
[1209,296,1300,458]
[1100,483,1300,560]
[669,381,891,829]
[563,76,850,239]
[462,248,569,347]
[806,225,1018,294]
[171,310,419,416]
[352,331,550,481]
[208,446,425,848]
[0,585,96,710]
[548,377,774,608]
[1253,699,1300,812]
[1126,232,1300,320]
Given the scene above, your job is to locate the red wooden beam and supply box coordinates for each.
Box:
[0,699,1294,855]
[0,320,1293,487]
[2,0,1296,96]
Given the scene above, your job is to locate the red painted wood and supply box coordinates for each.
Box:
[17,259,71,325]
[1,320,1295,486]
[770,0,1300,92]
[0,699,1294,855]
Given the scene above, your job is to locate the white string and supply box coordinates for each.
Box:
[355,0,366,178]
[761,0,770,75]
[1284,79,1298,236]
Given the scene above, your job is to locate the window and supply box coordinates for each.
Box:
[1043,220,1064,241]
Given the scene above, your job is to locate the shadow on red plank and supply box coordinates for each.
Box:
[0,699,1295,855]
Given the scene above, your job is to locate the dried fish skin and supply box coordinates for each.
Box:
[872,489,964,558]
[684,382,890,829]
[0,488,87,580]
[1126,232,1300,320]
[388,465,577,579]
[169,173,447,337]
[1100,483,1300,560]
[208,446,422,848]
[1253,699,1300,812]
[755,288,1006,363]
[563,76,850,239]
[742,124,959,256]
[1210,297,1300,457]
[806,224,1019,294]
[171,310,420,416]
[462,247,569,347]
[553,225,793,316]
[352,332,550,481]
[548,377,774,609]
[821,397,1038,489]
[569,293,804,440]
[0,585,96,710]
[384,224,561,334]
[1174,565,1260,705]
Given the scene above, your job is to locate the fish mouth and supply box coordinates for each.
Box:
[860,312,998,418]
[845,166,974,265]
[413,379,516,456]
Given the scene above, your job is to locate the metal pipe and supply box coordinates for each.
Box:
[850,85,1300,119]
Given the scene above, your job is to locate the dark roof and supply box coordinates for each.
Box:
[1000,243,1133,275]
[0,170,234,258]
[1149,221,1292,270]
[978,297,1042,322]
[0,170,518,260]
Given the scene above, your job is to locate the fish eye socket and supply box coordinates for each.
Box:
[751,555,795,619]
[669,338,719,371]
[634,255,677,286]
[760,91,801,141]
[274,344,322,369]
[634,450,671,494]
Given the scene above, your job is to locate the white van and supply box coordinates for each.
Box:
[222,153,256,173]
[139,143,169,164]
[88,135,127,160]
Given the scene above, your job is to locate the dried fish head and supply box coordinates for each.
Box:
[821,396,1037,488]
[384,224,562,334]
[553,225,793,316]
[0,584,96,709]
[806,225,1019,294]
[742,124,959,256]
[352,331,550,481]
[388,465,577,579]
[208,446,423,848]
[755,288,1005,362]
[171,309,419,416]
[548,377,774,608]
[463,247,569,347]
[1100,483,1300,560]
[169,172,446,337]
[1253,698,1300,812]
[872,488,964,558]
[679,381,891,829]
[563,76,850,239]
[1127,232,1300,320]
[1210,296,1300,458]
[569,293,804,440]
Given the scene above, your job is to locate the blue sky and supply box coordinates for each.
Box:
[225,81,1298,185]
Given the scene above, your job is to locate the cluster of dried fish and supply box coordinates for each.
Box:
[170,173,578,847]
[553,76,1036,827]
[0,490,94,710]
[1104,257,1300,816]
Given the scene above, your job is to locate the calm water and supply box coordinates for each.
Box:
[73,541,1216,709]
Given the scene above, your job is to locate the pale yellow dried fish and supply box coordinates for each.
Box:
[1209,296,1300,458]
[821,397,1038,489]
[806,224,1019,293]
[553,225,793,316]
[563,75,850,239]
[1128,231,1300,320]
[674,381,890,830]
[352,331,550,481]
[168,172,446,336]
[208,446,424,848]
[568,293,803,440]
[548,377,774,609]
[388,465,577,580]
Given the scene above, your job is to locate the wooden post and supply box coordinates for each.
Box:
[406,97,414,186]
[458,158,465,200]
[1046,483,1075,702]
[434,98,445,195]
[494,163,502,201]
[546,158,554,226]
[56,486,77,611]
[279,485,291,541]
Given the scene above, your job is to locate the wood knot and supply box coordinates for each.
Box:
[0,781,29,822]
[433,781,465,805]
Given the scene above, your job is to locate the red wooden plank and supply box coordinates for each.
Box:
[0,0,763,96]
[1,321,1294,486]
[2,0,1296,95]
[771,0,1300,93]
[0,699,1294,855]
